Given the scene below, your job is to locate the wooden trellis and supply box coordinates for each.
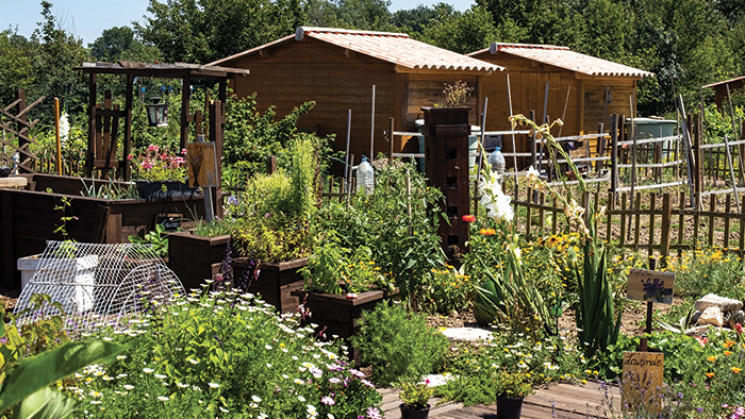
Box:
[0,89,46,173]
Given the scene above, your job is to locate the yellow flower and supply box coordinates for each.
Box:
[724,351,733,356]
[732,367,742,374]
[724,340,737,349]
[708,356,717,362]
[705,372,715,378]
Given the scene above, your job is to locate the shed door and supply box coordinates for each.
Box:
[521,72,562,125]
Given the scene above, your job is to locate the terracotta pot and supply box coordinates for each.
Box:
[399,403,430,419]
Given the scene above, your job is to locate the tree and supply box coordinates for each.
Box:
[419,6,497,54]
[136,0,303,63]
[31,1,89,111]
[0,30,36,102]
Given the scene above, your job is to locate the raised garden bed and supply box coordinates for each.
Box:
[1,173,208,289]
[232,256,308,314]
[168,232,230,290]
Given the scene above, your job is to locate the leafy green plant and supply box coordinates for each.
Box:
[399,380,433,409]
[494,370,533,398]
[128,223,170,258]
[0,340,125,418]
[300,230,394,295]
[316,161,446,307]
[352,301,449,386]
[80,179,139,200]
[419,264,476,315]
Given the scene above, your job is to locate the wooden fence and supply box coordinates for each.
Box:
[510,183,745,259]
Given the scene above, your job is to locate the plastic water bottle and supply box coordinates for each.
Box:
[488,147,506,177]
[356,157,375,195]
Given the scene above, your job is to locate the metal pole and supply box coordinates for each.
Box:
[723,134,741,212]
[558,85,571,138]
[505,73,517,172]
[627,98,636,241]
[370,84,376,161]
[344,109,351,190]
[54,97,62,175]
[678,94,698,208]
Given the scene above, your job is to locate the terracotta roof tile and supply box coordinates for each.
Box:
[210,27,503,73]
[474,43,652,78]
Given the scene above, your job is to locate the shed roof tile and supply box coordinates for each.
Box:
[471,43,653,78]
[210,27,503,74]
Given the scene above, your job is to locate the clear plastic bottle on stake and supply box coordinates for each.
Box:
[488,146,506,177]
[356,157,375,195]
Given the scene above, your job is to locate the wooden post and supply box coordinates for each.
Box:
[610,114,618,194]
[677,95,697,208]
[529,110,537,168]
[209,100,225,218]
[54,98,62,175]
[660,194,672,268]
[723,134,741,212]
[180,78,192,152]
[266,155,277,174]
[123,74,134,181]
[85,76,97,178]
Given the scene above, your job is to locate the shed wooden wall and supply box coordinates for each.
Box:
[474,51,638,162]
[229,38,401,160]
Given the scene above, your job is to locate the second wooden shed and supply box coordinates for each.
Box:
[210,27,503,159]
[470,43,653,137]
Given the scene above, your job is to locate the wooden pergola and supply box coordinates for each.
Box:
[75,61,249,180]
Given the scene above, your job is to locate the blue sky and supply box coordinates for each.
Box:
[0,0,476,46]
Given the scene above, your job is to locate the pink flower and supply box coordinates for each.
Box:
[321,396,335,406]
[147,144,159,153]
[181,148,187,155]
[140,162,154,170]
[736,323,743,335]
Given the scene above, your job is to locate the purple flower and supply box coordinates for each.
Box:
[349,369,365,378]
[321,396,335,406]
[696,407,703,414]
[366,407,382,419]
[0,336,7,345]
[227,195,239,205]
[360,379,375,388]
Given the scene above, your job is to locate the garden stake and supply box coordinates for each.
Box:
[344,109,351,191]
[54,97,62,175]
[726,84,745,183]
[505,73,518,172]
[370,84,375,162]
[723,134,741,212]
[639,258,657,353]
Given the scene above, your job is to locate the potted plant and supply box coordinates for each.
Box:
[399,380,433,419]
[167,216,235,290]
[129,144,197,199]
[229,137,319,313]
[494,370,533,419]
[296,231,396,340]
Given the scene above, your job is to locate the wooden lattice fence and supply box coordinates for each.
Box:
[0,89,45,173]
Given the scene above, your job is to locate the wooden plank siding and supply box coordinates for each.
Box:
[473,50,639,166]
[226,38,486,159]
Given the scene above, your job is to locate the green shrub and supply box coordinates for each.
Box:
[352,301,449,386]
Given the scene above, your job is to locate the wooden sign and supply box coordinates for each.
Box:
[627,268,675,304]
[186,142,218,188]
[622,352,664,413]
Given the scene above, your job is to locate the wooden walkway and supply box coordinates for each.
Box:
[381,382,620,418]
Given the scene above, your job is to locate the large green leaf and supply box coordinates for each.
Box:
[12,387,77,419]
[0,340,125,412]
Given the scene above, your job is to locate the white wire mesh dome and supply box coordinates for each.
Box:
[14,241,184,335]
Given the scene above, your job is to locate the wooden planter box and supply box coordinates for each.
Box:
[232,257,308,314]
[0,173,207,289]
[296,289,391,338]
[168,232,230,290]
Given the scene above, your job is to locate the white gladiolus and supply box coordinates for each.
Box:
[480,172,513,223]
[59,112,70,142]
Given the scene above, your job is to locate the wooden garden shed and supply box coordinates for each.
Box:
[703,76,745,109]
[470,43,653,137]
[210,27,503,159]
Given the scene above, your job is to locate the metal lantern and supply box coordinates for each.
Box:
[146,97,168,127]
